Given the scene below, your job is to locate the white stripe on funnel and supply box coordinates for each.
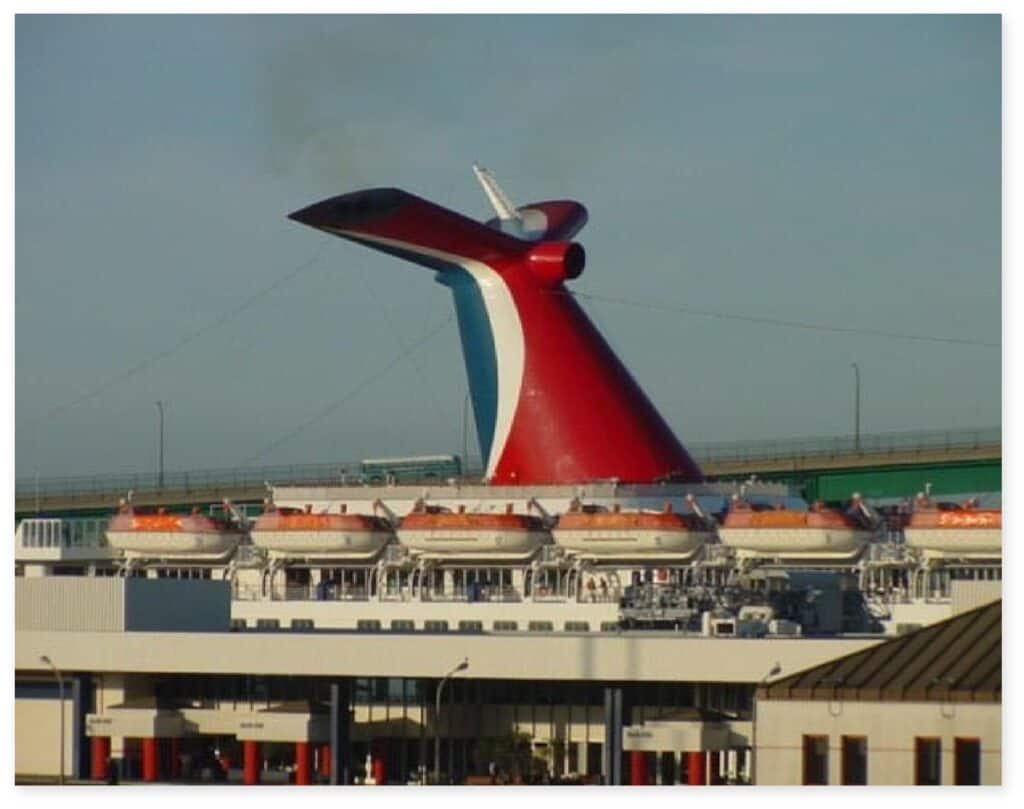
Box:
[330,229,525,480]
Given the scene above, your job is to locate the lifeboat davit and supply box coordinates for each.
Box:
[717,498,871,559]
[397,503,549,559]
[249,503,394,559]
[105,504,241,559]
[903,495,1001,557]
[552,502,711,559]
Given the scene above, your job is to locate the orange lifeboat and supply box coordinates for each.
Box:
[904,495,1001,556]
[249,503,395,559]
[397,503,549,559]
[552,502,711,558]
[717,498,871,559]
[105,504,241,559]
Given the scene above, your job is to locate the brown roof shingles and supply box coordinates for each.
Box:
[759,600,1001,704]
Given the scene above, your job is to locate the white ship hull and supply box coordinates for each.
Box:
[105,531,240,559]
[551,528,712,558]
[249,530,392,558]
[904,528,1001,557]
[717,528,870,558]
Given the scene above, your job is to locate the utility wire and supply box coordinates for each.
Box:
[355,267,449,428]
[242,313,455,465]
[30,248,327,426]
[560,290,999,349]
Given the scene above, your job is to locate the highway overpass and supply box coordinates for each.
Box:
[15,427,1000,519]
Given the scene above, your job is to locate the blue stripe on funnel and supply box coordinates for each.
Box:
[435,269,498,463]
[334,232,500,466]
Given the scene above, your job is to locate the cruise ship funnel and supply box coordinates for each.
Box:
[288,170,702,486]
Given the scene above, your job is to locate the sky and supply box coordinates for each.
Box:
[14,13,1001,479]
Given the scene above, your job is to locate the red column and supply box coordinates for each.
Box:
[629,750,649,785]
[295,742,312,785]
[687,751,705,785]
[243,740,261,786]
[141,737,160,782]
[371,740,387,785]
[318,743,331,778]
[708,751,723,785]
[90,736,111,780]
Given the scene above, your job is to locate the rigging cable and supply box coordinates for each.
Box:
[30,247,328,427]
[557,290,999,349]
[242,313,455,465]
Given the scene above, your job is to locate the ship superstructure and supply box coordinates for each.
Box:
[14,480,1001,638]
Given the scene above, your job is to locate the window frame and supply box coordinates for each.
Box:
[802,735,829,785]
[915,737,942,786]
[840,735,868,785]
[954,737,981,786]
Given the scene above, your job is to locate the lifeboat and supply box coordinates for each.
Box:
[903,495,1001,557]
[397,503,549,559]
[105,504,241,559]
[717,497,871,559]
[249,502,394,559]
[552,501,711,559]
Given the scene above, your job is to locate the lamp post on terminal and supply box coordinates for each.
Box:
[461,391,470,476]
[155,400,166,488]
[851,363,861,452]
[751,662,781,785]
[40,655,66,785]
[434,658,469,785]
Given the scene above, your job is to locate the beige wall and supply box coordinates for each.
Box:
[15,698,74,778]
[16,629,879,683]
[755,699,1001,785]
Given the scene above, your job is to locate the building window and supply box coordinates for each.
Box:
[802,735,828,785]
[954,738,981,785]
[841,736,867,785]
[915,738,941,785]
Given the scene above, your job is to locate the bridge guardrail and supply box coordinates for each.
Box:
[16,426,1000,503]
[687,426,1000,464]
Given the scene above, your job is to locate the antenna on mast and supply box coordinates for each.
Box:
[472,163,521,224]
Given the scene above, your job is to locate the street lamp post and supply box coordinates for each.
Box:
[850,363,861,452]
[461,391,470,475]
[155,401,166,488]
[40,655,65,785]
[751,662,781,785]
[434,658,469,785]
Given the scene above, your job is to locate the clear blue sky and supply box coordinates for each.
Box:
[15,14,1001,478]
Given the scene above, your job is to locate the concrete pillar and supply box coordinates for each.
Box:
[629,750,649,785]
[141,737,159,782]
[602,687,624,785]
[90,736,110,781]
[371,740,387,785]
[708,751,723,785]
[687,751,705,786]
[243,740,261,786]
[169,737,180,779]
[295,742,311,785]
[329,680,351,784]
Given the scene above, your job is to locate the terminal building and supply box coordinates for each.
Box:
[14,574,1000,785]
